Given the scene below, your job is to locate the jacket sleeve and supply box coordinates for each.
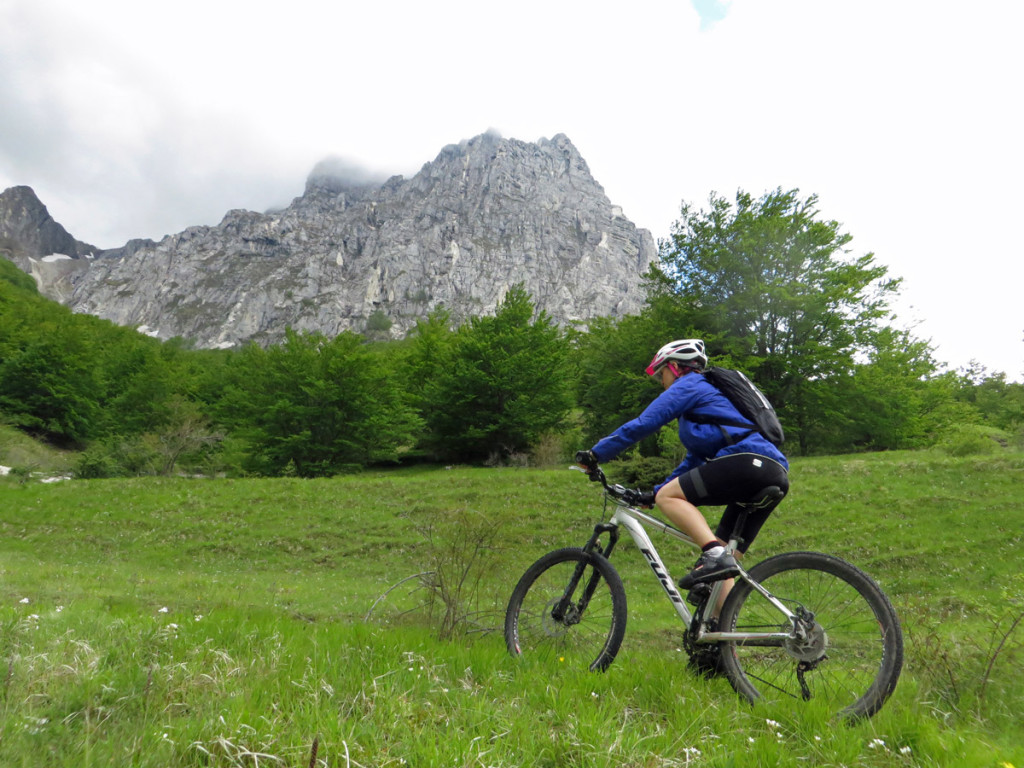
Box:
[590,385,689,463]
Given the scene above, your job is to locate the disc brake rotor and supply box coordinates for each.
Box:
[784,619,828,662]
[541,597,579,637]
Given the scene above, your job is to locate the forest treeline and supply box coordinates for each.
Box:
[1,189,1021,479]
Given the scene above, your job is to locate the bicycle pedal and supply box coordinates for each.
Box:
[687,583,712,606]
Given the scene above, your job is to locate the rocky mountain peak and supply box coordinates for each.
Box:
[0,186,97,263]
[302,157,391,199]
[3,133,656,348]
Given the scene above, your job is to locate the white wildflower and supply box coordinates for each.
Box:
[158,607,169,613]
[19,598,29,604]
[900,746,912,755]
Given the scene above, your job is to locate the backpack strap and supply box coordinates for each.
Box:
[687,412,757,446]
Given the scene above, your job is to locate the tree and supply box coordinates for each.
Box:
[1,264,101,443]
[953,365,1024,436]
[405,307,456,413]
[839,327,955,450]
[145,395,222,475]
[572,300,705,448]
[217,329,422,476]
[419,286,573,462]
[91,329,177,436]
[656,188,906,453]
[0,318,101,445]
[1,260,226,453]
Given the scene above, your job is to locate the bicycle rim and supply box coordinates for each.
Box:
[719,551,903,720]
[504,548,627,672]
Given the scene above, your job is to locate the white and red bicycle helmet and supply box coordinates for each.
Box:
[645,339,707,376]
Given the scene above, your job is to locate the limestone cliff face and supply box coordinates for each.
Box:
[4,133,654,347]
[0,186,100,303]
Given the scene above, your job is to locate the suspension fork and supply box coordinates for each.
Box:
[553,522,620,623]
[584,522,620,558]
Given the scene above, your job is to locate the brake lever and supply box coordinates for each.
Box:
[569,465,606,484]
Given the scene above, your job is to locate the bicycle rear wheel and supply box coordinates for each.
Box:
[718,551,903,720]
[504,547,627,672]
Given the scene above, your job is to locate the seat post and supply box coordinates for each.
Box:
[726,485,783,552]
[726,509,751,552]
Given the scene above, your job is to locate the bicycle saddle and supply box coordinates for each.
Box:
[738,485,785,509]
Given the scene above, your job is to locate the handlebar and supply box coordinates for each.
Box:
[572,465,653,508]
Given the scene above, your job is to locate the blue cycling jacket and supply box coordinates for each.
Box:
[590,372,789,492]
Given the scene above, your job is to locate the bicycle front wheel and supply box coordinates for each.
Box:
[718,551,903,720]
[504,547,627,672]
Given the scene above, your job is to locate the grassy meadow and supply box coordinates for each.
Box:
[1,450,1023,767]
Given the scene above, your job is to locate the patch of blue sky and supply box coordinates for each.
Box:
[690,0,730,30]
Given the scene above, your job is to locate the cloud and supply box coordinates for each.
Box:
[1,0,1022,376]
[1,0,705,245]
[0,2,321,244]
[305,157,392,195]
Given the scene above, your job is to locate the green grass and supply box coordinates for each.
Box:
[0,424,74,476]
[1,453,1023,766]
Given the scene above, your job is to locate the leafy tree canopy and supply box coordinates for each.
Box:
[418,285,573,462]
[655,188,907,452]
[216,329,422,477]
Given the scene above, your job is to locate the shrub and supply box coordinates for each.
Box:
[938,425,1009,457]
[366,310,393,332]
[73,437,161,478]
[605,454,676,488]
[74,445,120,478]
[368,507,504,639]
[529,426,583,468]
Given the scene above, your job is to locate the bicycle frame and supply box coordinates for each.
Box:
[584,495,802,647]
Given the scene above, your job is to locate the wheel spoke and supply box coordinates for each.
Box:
[720,552,902,719]
[505,548,627,672]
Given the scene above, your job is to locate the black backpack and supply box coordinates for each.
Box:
[689,367,785,448]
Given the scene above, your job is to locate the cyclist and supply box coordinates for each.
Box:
[576,339,789,598]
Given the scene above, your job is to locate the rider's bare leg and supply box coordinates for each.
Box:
[656,478,745,619]
[653,478,718,547]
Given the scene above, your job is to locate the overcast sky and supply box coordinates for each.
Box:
[1,0,1021,379]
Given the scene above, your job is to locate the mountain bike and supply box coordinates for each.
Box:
[503,465,903,720]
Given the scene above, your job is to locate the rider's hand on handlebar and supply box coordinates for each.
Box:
[574,450,604,482]
[621,488,656,507]
[575,449,598,472]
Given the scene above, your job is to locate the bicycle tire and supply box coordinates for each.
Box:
[504,547,627,672]
[718,551,903,720]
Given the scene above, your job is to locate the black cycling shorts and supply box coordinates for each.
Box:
[676,452,789,553]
